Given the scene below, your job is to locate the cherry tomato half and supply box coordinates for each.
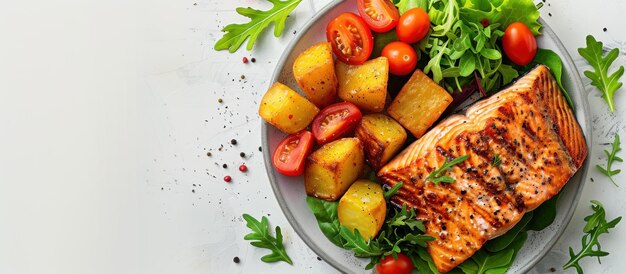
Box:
[312,102,362,145]
[376,253,414,274]
[357,0,400,33]
[396,8,430,44]
[272,131,314,176]
[502,22,537,66]
[326,13,374,65]
[382,41,418,76]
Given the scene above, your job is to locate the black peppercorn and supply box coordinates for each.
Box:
[233,256,240,263]
[251,58,256,63]
[223,164,228,168]
[240,152,245,157]
[231,139,237,145]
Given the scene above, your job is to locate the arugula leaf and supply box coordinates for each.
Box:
[596,133,622,186]
[426,155,469,185]
[242,214,293,264]
[339,226,384,257]
[305,197,345,247]
[485,212,533,252]
[384,182,404,201]
[578,35,624,112]
[563,200,622,274]
[214,0,302,53]
[459,0,542,35]
[527,192,560,231]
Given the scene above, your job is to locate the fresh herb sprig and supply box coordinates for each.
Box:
[596,133,622,186]
[578,35,624,112]
[425,155,469,185]
[214,0,302,53]
[242,214,293,264]
[492,154,501,167]
[563,200,622,274]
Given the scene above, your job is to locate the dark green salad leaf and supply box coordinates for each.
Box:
[305,196,345,247]
[485,211,533,253]
[458,230,527,274]
[521,48,574,107]
[563,200,622,274]
[527,192,560,231]
[372,31,399,58]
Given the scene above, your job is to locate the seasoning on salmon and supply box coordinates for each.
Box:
[378,65,587,273]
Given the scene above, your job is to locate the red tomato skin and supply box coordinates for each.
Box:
[357,0,400,33]
[326,13,374,65]
[312,102,363,145]
[381,41,418,76]
[272,131,314,177]
[502,22,537,66]
[396,8,430,44]
[376,253,414,274]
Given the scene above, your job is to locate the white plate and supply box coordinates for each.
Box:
[262,1,592,272]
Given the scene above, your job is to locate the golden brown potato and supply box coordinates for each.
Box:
[356,114,407,170]
[293,42,338,107]
[258,82,319,134]
[304,138,364,201]
[387,69,453,138]
[338,179,386,240]
[336,57,388,112]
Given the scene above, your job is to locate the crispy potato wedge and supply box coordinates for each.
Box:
[338,179,386,240]
[387,69,453,138]
[356,114,407,170]
[259,82,319,134]
[304,138,364,201]
[293,42,338,107]
[336,57,388,112]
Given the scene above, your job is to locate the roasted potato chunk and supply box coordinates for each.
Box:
[259,82,319,134]
[356,114,407,170]
[387,69,453,138]
[293,42,338,107]
[338,179,386,240]
[304,138,364,201]
[336,57,388,112]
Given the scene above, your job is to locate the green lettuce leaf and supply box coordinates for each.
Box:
[459,0,541,35]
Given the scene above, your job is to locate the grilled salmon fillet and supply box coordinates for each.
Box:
[377,65,587,273]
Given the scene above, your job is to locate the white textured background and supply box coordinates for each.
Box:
[1,0,625,273]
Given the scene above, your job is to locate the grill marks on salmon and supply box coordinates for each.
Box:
[377,65,587,273]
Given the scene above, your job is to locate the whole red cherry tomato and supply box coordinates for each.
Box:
[396,8,430,44]
[376,253,414,274]
[502,22,537,66]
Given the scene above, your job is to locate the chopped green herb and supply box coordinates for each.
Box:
[492,154,501,167]
[384,182,404,201]
[425,155,469,185]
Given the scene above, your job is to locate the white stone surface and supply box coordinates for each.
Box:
[1,0,625,273]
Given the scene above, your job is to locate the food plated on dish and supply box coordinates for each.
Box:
[259,0,591,273]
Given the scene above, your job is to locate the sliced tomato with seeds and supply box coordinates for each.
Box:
[272,131,314,177]
[326,13,374,65]
[312,102,363,145]
[357,0,400,33]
